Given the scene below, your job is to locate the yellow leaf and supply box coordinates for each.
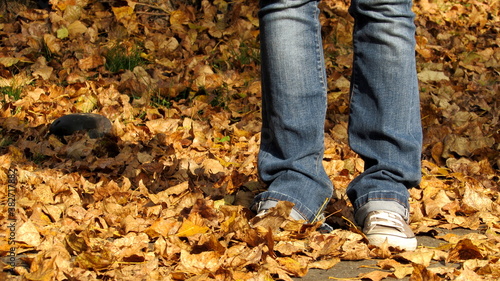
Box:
[146,118,179,134]
[112,6,134,20]
[74,94,98,113]
[462,185,493,212]
[277,257,308,277]
[0,57,19,67]
[170,10,189,25]
[176,219,209,237]
[57,27,69,39]
[377,259,413,279]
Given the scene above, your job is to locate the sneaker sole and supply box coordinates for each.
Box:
[367,234,417,251]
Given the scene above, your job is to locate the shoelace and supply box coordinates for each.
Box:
[367,212,406,232]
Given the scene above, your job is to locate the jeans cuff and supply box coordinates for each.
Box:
[251,195,334,233]
[252,191,328,222]
[252,200,307,221]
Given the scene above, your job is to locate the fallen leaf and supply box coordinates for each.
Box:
[417,70,449,82]
[176,213,210,237]
[16,220,42,247]
[410,263,441,281]
[447,239,483,263]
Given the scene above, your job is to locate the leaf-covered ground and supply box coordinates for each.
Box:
[0,0,498,280]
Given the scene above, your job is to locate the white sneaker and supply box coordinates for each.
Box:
[362,210,417,251]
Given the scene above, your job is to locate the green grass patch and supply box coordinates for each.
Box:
[104,45,145,73]
[0,86,22,101]
[151,95,172,108]
[31,152,48,165]
[0,136,14,148]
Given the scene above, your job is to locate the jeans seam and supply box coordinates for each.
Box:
[313,2,326,177]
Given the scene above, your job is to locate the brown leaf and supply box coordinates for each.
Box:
[76,249,115,270]
[410,263,441,281]
[43,34,61,54]
[447,239,483,263]
[78,54,104,70]
[249,200,295,232]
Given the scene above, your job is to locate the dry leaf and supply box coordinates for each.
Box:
[447,239,483,263]
[176,213,210,237]
[359,270,392,281]
[16,220,42,247]
[410,263,441,281]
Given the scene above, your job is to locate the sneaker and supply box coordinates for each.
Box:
[362,210,417,251]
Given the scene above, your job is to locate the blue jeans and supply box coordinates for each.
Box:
[253,0,422,225]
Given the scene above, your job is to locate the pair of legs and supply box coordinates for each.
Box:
[254,0,422,230]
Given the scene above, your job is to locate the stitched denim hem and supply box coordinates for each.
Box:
[251,196,334,232]
[252,199,307,221]
[252,191,325,223]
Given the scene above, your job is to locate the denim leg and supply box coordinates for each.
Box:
[253,0,333,222]
[346,0,423,225]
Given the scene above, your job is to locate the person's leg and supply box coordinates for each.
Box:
[253,0,333,223]
[347,0,422,233]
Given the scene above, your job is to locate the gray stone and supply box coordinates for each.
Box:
[49,113,112,139]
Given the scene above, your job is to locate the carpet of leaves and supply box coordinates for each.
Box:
[0,0,499,280]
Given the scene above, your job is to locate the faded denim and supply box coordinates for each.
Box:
[253,0,422,226]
